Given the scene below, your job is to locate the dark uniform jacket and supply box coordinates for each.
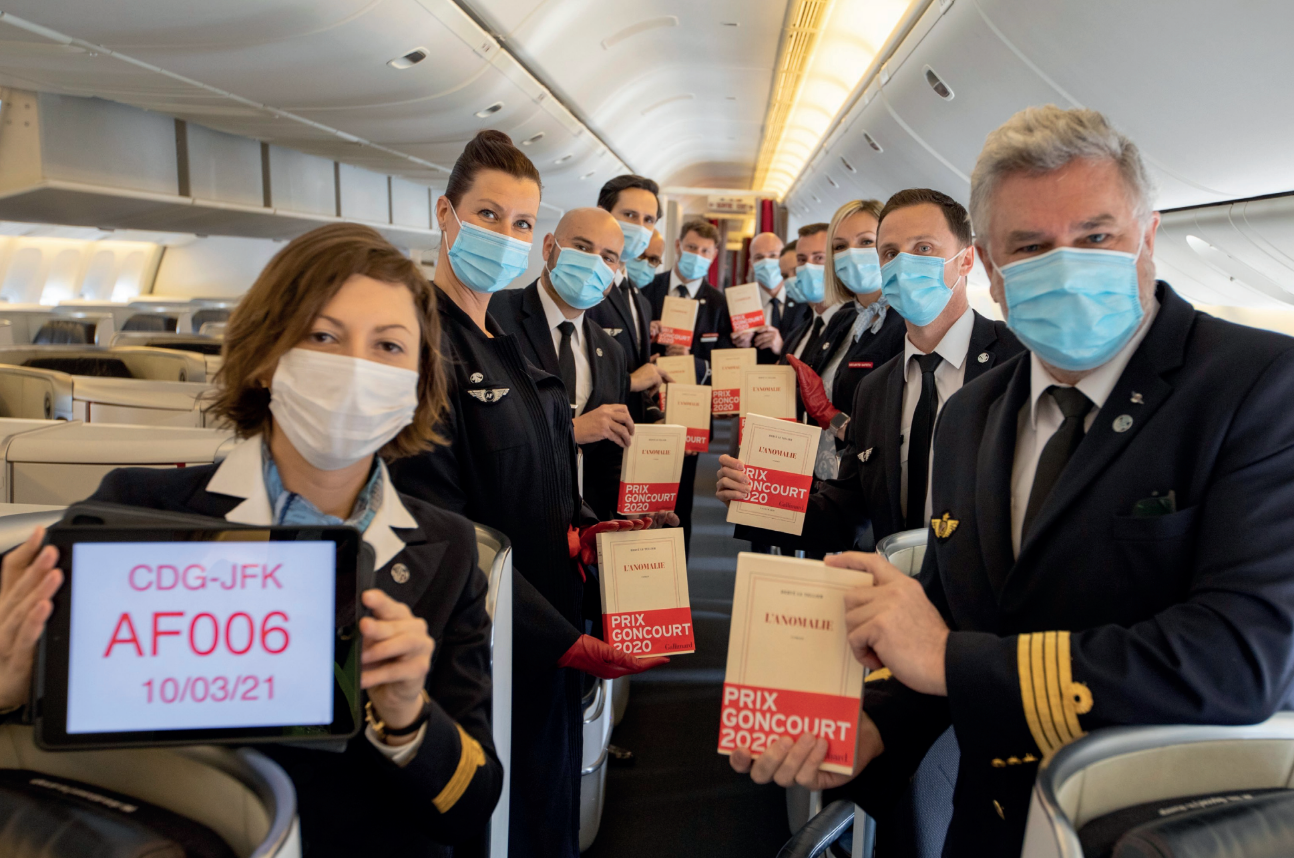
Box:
[783,302,859,373]
[826,305,908,414]
[390,289,594,858]
[644,271,732,383]
[756,291,810,364]
[491,280,630,522]
[736,311,1020,554]
[589,277,659,423]
[88,457,501,858]
[849,285,1294,857]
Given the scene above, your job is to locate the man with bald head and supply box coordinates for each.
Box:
[734,231,808,363]
[492,206,635,520]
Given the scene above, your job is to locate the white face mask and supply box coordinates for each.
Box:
[269,348,420,471]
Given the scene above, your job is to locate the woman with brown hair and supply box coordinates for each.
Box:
[0,222,503,856]
[389,130,665,858]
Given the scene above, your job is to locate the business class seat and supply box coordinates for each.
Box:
[191,308,232,333]
[121,312,179,332]
[580,675,614,852]
[0,345,208,383]
[0,307,60,346]
[473,524,513,858]
[32,319,96,345]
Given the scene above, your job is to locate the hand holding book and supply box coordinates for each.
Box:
[728,713,883,791]
[558,634,670,680]
[787,354,842,431]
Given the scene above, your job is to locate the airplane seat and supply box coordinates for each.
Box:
[23,355,134,378]
[0,368,75,421]
[474,524,513,858]
[199,322,228,337]
[191,308,231,333]
[1021,713,1294,858]
[32,319,95,345]
[0,725,301,858]
[0,321,15,347]
[580,675,614,852]
[611,675,630,727]
[121,313,177,333]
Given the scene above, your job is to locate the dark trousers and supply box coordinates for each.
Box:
[678,453,698,556]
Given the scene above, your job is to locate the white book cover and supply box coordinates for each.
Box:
[618,423,687,514]
[597,527,694,657]
[719,552,871,774]
[656,354,697,386]
[726,283,766,333]
[711,348,757,415]
[727,412,819,535]
[658,295,699,348]
[738,364,798,445]
[663,383,712,452]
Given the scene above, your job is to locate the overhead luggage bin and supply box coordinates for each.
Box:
[475,524,513,858]
[3,421,235,504]
[0,724,301,858]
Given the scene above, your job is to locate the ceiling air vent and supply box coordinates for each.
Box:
[826,175,839,188]
[474,102,504,118]
[581,171,596,180]
[862,132,882,153]
[840,156,856,173]
[554,154,573,164]
[387,48,428,70]
[521,132,545,146]
[811,193,821,203]
[924,65,954,100]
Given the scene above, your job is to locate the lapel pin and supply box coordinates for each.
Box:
[822,341,831,350]
[391,563,410,584]
[596,347,603,357]
[468,388,510,403]
[1130,391,1144,404]
[858,447,873,462]
[977,352,990,364]
[1113,414,1134,433]
[931,512,959,540]
[470,372,483,383]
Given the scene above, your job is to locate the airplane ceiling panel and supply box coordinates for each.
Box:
[1235,197,1294,269]
[1182,205,1294,299]
[1156,216,1290,309]
[974,0,1294,205]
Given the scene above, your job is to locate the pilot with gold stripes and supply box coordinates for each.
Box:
[731,105,1294,857]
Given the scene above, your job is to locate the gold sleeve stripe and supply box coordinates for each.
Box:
[865,668,893,683]
[1016,632,1093,764]
[432,724,487,814]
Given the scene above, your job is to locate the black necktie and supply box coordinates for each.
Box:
[619,281,640,348]
[1022,386,1092,539]
[801,315,826,360]
[770,298,783,329]
[557,321,577,409]
[905,352,944,529]
[675,285,688,298]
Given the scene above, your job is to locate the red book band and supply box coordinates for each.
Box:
[685,429,710,453]
[617,481,680,514]
[719,683,860,769]
[604,607,695,657]
[656,326,693,348]
[741,466,812,513]
[730,309,767,333]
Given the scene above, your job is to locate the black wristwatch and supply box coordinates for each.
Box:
[366,689,432,742]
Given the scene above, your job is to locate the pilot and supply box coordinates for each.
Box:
[387,131,665,858]
[590,175,673,424]
[779,223,856,374]
[718,189,1022,552]
[732,231,797,364]
[2,223,505,857]
[734,106,1294,858]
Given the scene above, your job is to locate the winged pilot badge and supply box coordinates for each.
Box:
[931,512,959,541]
[468,388,510,403]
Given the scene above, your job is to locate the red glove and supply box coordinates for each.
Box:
[788,354,841,430]
[558,634,670,679]
[576,518,650,568]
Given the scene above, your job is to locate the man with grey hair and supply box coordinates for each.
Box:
[742,105,1294,856]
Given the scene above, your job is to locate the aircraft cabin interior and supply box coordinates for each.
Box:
[0,1,1291,857]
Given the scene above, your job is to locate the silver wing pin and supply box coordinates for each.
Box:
[468,388,510,403]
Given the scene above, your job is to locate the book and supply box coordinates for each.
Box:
[727,412,819,535]
[656,354,697,386]
[738,364,798,443]
[658,295,699,348]
[596,526,694,657]
[663,383,713,453]
[725,283,767,334]
[711,348,757,415]
[617,423,687,514]
[718,552,872,774]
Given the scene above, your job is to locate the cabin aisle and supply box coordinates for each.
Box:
[585,419,791,857]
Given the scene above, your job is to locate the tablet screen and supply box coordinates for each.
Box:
[65,540,337,735]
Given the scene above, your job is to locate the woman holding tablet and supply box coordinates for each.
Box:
[2,223,502,857]
[388,131,668,858]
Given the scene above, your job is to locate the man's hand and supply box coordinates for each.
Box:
[753,327,783,354]
[361,589,435,744]
[665,344,690,357]
[732,328,757,349]
[627,511,681,528]
[0,527,61,710]
[831,552,950,696]
[573,404,635,447]
[649,320,662,340]
[630,362,671,394]
[729,713,883,790]
[715,454,750,507]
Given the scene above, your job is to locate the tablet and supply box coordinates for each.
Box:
[35,524,363,750]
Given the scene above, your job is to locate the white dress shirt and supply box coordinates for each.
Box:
[537,279,593,417]
[669,268,704,298]
[792,301,844,361]
[899,306,975,523]
[760,283,787,327]
[1010,298,1160,555]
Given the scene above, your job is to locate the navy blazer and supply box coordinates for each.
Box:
[755,292,810,364]
[826,306,908,414]
[643,271,733,383]
[491,281,631,522]
[850,284,1294,857]
[588,279,659,423]
[88,465,501,858]
[735,311,1021,553]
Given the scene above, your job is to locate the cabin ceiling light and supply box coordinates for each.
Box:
[521,132,545,146]
[580,171,596,180]
[475,102,504,118]
[554,154,573,164]
[753,0,909,199]
[387,47,428,70]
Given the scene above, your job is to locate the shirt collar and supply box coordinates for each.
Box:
[537,278,584,343]
[759,282,785,306]
[815,301,844,325]
[1028,296,1161,428]
[207,437,417,569]
[903,305,975,371]
[669,268,703,297]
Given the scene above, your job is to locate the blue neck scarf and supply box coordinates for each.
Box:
[262,445,383,532]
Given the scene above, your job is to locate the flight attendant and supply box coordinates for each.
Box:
[2,223,503,857]
[789,199,907,479]
[388,131,665,858]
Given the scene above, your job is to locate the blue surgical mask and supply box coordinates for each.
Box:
[546,246,615,311]
[834,247,882,295]
[445,207,532,293]
[795,263,826,304]
[880,249,966,327]
[784,272,804,303]
[619,220,652,260]
[677,251,713,282]
[753,257,782,290]
[624,256,657,288]
[999,246,1144,372]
